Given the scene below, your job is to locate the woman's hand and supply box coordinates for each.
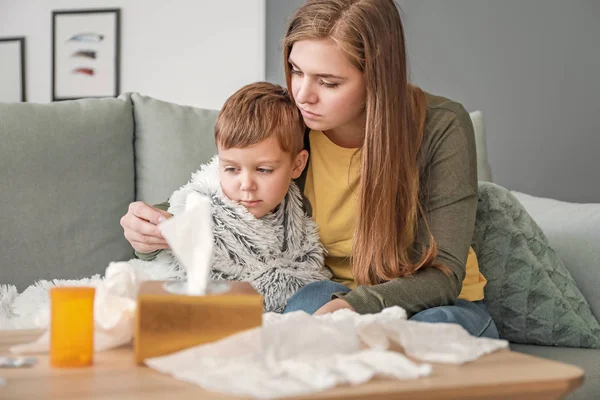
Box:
[120,201,173,253]
[313,298,355,315]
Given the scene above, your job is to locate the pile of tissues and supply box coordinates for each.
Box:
[10,261,508,399]
[145,307,508,399]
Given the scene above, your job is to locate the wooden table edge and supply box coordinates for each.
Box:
[0,329,587,400]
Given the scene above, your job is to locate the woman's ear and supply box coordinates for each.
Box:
[291,150,309,179]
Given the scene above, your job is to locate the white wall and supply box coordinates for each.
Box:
[0,0,265,109]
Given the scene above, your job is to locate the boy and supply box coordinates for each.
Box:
[146,82,331,313]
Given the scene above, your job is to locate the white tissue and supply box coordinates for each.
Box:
[159,192,213,295]
[146,307,509,399]
[10,262,143,354]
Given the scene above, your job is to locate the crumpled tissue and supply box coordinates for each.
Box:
[10,261,147,353]
[145,307,509,399]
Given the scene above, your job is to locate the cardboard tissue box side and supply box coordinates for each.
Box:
[134,280,263,363]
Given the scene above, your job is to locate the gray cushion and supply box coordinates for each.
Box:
[510,343,599,400]
[511,191,600,321]
[130,93,219,205]
[473,182,600,348]
[0,97,135,291]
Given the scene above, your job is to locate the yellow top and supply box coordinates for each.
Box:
[304,130,486,301]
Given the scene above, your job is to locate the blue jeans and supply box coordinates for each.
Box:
[283,280,499,339]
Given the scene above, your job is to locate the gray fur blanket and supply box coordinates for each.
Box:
[150,156,331,313]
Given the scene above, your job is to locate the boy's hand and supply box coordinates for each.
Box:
[313,298,354,315]
[120,201,173,253]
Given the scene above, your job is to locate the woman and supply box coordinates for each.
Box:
[120,0,498,338]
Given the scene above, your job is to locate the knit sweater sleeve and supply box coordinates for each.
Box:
[334,98,478,317]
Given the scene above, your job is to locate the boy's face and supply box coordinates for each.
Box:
[218,136,308,218]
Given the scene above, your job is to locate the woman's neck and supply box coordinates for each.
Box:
[322,120,365,149]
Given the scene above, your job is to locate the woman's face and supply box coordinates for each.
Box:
[289,39,366,139]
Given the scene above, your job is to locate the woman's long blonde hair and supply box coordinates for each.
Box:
[284,0,447,285]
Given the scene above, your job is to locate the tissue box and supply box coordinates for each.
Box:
[134,280,263,363]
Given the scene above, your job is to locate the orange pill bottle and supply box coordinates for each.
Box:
[50,287,95,367]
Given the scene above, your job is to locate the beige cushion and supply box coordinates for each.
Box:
[130,93,219,205]
[469,110,493,182]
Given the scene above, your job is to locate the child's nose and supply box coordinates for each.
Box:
[240,174,256,191]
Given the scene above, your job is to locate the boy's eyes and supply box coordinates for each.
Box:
[223,167,273,174]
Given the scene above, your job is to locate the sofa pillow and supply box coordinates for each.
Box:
[469,110,493,182]
[511,191,600,321]
[472,182,600,348]
[0,97,135,291]
[128,93,219,205]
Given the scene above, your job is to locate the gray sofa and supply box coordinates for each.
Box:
[1,94,597,398]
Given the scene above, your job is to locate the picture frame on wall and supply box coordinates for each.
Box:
[0,37,26,102]
[52,8,121,101]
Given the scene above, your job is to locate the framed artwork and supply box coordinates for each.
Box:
[0,37,26,102]
[52,8,121,101]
